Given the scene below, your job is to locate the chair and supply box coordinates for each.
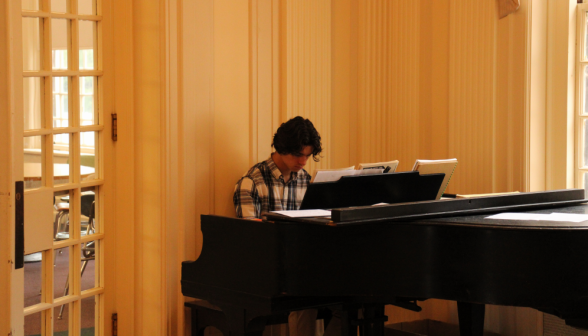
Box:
[52,195,96,319]
[53,193,95,240]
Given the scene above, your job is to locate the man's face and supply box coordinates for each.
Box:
[281,145,314,172]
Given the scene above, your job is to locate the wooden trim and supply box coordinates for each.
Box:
[545,0,576,190]
[113,0,135,334]
[7,0,25,333]
[0,0,12,333]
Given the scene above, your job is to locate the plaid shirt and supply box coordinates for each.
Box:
[234,155,311,218]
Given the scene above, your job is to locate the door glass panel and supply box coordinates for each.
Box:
[24,135,43,190]
[55,304,70,334]
[53,133,71,186]
[80,296,97,335]
[81,239,97,291]
[78,0,96,15]
[22,0,40,11]
[22,18,42,71]
[53,246,70,299]
[80,79,96,125]
[584,66,588,115]
[52,19,69,69]
[23,77,43,131]
[584,120,588,167]
[79,21,96,70]
[80,131,96,178]
[24,311,43,336]
[53,76,69,127]
[24,252,43,307]
[54,190,71,239]
[51,0,68,13]
[586,13,588,60]
[584,173,588,198]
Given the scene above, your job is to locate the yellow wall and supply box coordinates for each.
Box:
[176,0,566,335]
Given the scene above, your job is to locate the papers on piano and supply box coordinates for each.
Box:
[311,160,399,183]
[358,160,399,173]
[456,191,520,198]
[270,209,331,218]
[412,158,458,200]
[486,212,588,223]
[311,169,384,183]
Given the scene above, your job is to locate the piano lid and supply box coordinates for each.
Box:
[265,189,587,225]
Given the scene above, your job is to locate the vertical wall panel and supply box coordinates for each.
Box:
[448,1,496,194]
[285,0,332,173]
[357,1,420,172]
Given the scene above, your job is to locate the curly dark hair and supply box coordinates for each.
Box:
[272,116,322,162]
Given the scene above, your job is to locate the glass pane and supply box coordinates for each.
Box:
[80,130,96,177]
[54,190,71,239]
[584,67,588,115]
[54,246,70,300]
[586,13,588,60]
[22,18,42,71]
[584,173,588,199]
[584,120,588,167]
[23,77,43,130]
[24,252,43,307]
[52,19,69,70]
[53,76,69,127]
[24,311,43,336]
[80,296,97,335]
[22,0,40,11]
[24,135,43,190]
[55,304,70,334]
[78,0,96,15]
[80,78,96,125]
[53,133,71,186]
[80,187,96,238]
[80,239,96,291]
[52,0,67,13]
[79,21,96,70]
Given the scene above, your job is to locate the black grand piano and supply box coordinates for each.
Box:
[182,178,588,336]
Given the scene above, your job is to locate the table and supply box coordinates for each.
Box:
[24,163,95,189]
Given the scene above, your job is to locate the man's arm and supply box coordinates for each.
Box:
[233,177,260,219]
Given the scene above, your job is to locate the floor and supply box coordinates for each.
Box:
[24,247,96,335]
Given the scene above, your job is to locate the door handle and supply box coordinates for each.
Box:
[15,181,23,269]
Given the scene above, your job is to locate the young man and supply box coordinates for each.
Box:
[234,116,322,219]
[234,116,341,336]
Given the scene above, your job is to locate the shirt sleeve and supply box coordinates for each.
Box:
[233,177,260,219]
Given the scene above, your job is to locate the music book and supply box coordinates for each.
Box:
[357,160,399,173]
[456,191,520,199]
[311,166,355,183]
[311,166,391,183]
[412,158,458,200]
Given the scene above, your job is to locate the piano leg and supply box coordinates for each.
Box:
[361,304,387,336]
[337,305,359,336]
[457,302,485,336]
[221,306,266,336]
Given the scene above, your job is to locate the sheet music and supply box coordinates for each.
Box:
[312,169,384,183]
[486,212,588,223]
[271,209,331,218]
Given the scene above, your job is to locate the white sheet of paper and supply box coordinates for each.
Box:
[312,169,384,183]
[486,212,588,223]
[549,213,588,222]
[271,209,331,218]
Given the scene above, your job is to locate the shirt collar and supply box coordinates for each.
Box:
[267,154,298,182]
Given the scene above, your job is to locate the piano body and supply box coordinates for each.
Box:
[181,189,588,336]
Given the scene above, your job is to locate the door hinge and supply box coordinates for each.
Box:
[112,313,118,335]
[111,113,118,141]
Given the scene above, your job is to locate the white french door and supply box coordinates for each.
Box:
[7,0,115,335]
